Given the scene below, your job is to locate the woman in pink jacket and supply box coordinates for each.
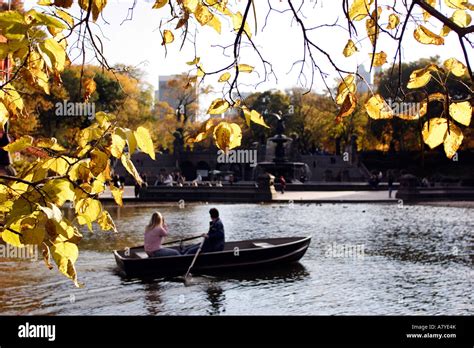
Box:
[144,212,180,257]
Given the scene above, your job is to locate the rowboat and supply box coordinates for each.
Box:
[113,236,311,278]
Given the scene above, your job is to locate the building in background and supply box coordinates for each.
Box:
[154,75,199,122]
[356,64,381,94]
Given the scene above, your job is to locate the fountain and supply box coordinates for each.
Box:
[255,114,309,183]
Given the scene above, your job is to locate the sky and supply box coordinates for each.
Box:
[22,0,471,112]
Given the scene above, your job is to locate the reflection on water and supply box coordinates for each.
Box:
[206,283,225,315]
[0,203,472,315]
[143,281,163,316]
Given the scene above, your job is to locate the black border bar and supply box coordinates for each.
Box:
[0,316,472,346]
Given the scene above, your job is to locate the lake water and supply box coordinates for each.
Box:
[0,203,472,315]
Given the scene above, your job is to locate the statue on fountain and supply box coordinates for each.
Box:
[254,112,308,182]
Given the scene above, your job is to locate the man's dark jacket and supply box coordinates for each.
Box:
[202,218,225,252]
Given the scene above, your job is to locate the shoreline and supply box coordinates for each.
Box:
[97,186,474,208]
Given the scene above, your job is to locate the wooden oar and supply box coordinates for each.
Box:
[183,237,206,285]
[162,235,202,246]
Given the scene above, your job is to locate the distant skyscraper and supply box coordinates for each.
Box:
[356,64,381,94]
[155,75,199,121]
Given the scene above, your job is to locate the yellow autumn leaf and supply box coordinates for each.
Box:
[1,230,24,247]
[349,0,374,21]
[115,127,137,154]
[90,149,108,176]
[3,135,33,152]
[95,111,115,129]
[440,25,451,37]
[238,64,254,73]
[371,6,382,20]
[218,72,231,82]
[110,133,126,158]
[51,241,80,287]
[97,211,117,232]
[396,101,428,120]
[183,0,199,12]
[110,185,123,206]
[407,64,440,89]
[91,178,105,194]
[428,92,446,103]
[2,84,24,114]
[42,156,74,175]
[414,25,444,45]
[186,57,200,65]
[75,197,102,223]
[207,98,230,115]
[422,118,448,149]
[336,75,356,105]
[0,102,8,130]
[134,126,156,160]
[443,123,464,159]
[387,13,400,29]
[90,0,107,22]
[195,3,213,25]
[56,9,74,26]
[162,30,174,45]
[34,70,50,95]
[121,154,143,185]
[444,0,469,9]
[187,118,218,144]
[213,122,231,150]
[38,37,66,71]
[444,58,467,77]
[423,0,436,21]
[365,94,393,119]
[242,107,269,128]
[83,77,96,100]
[42,179,75,206]
[337,93,357,121]
[213,122,242,150]
[232,11,252,37]
[152,0,168,9]
[366,18,378,46]
[370,51,387,67]
[343,39,358,57]
[196,64,205,77]
[449,101,472,126]
[208,15,221,33]
[228,123,242,149]
[451,9,472,27]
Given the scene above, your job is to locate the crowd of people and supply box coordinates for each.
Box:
[133,171,187,197]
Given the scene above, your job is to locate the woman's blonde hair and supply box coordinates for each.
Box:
[146,211,163,231]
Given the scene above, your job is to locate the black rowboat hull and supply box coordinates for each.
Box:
[113,236,311,278]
